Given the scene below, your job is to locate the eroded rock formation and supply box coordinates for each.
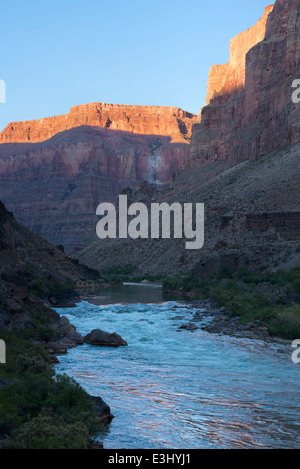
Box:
[206,5,274,105]
[188,0,300,167]
[0,103,196,144]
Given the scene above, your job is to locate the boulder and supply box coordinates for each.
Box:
[55,316,84,344]
[46,338,79,355]
[5,298,23,314]
[179,323,198,331]
[90,395,114,423]
[84,329,127,347]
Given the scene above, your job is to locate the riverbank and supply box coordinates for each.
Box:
[75,267,300,344]
[162,266,300,342]
[0,286,114,449]
[175,299,292,345]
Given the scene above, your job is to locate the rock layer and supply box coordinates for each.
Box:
[0,103,196,144]
[188,0,300,167]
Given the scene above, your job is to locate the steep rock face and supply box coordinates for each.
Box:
[0,126,190,252]
[188,0,300,167]
[0,103,196,144]
[206,5,274,105]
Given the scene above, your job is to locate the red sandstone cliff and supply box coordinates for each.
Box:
[72,0,300,277]
[188,0,300,167]
[0,103,196,144]
[0,104,196,252]
[0,123,192,252]
[206,5,274,105]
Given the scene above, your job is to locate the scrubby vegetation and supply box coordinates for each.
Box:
[0,331,100,449]
[163,267,300,340]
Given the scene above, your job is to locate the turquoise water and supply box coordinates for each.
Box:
[55,284,300,449]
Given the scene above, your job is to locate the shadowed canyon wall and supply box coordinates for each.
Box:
[0,107,196,252]
[0,0,299,259]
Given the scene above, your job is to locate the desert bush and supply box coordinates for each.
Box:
[268,304,300,339]
[13,412,89,449]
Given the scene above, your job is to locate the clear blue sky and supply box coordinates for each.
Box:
[0,0,273,130]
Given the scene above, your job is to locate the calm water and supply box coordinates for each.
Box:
[55,284,300,449]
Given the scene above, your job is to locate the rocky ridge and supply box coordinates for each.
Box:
[0,103,196,144]
[205,5,274,105]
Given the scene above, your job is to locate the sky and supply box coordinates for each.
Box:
[0,0,273,130]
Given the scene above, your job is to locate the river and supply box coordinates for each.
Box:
[55,283,300,449]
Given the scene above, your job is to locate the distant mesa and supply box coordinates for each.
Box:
[0,102,196,144]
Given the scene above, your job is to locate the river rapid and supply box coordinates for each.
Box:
[55,283,300,449]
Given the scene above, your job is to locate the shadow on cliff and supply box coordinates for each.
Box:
[0,125,191,152]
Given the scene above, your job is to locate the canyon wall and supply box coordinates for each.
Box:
[0,119,193,252]
[206,5,274,105]
[0,103,196,144]
[1,0,299,257]
[72,0,300,277]
[188,0,300,167]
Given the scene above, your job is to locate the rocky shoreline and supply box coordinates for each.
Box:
[168,296,292,346]
[44,309,125,431]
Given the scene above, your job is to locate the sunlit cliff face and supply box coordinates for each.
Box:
[0,103,197,144]
[205,5,274,105]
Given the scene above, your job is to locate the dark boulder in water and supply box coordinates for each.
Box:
[84,329,128,347]
[179,323,198,331]
[90,395,114,423]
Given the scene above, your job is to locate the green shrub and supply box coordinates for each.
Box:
[0,330,99,448]
[268,304,300,339]
[29,278,46,297]
[15,353,52,376]
[13,412,89,449]
[37,325,56,343]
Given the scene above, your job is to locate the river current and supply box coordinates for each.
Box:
[55,283,300,449]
